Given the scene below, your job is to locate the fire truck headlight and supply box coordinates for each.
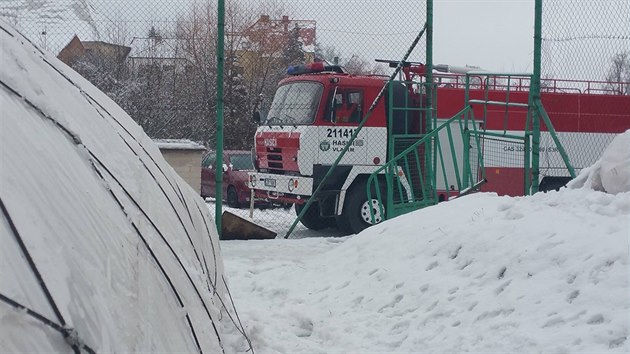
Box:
[288,178,295,192]
[250,175,256,187]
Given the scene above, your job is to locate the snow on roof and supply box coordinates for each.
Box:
[154,139,206,151]
[0,19,249,352]
[0,0,107,54]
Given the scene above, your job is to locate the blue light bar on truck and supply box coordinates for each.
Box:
[287,62,346,75]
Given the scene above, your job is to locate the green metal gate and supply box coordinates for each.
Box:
[366,82,488,223]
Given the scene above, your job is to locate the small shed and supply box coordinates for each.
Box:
[155,139,206,194]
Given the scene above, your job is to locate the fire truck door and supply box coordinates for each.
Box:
[318,88,368,165]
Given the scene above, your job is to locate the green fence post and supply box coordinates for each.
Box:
[215,0,225,235]
[425,0,434,200]
[531,0,543,194]
[426,0,433,110]
[462,74,471,189]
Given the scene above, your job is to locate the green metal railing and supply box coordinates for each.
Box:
[386,80,435,214]
[462,70,575,195]
[365,65,581,226]
[463,72,533,196]
[366,103,487,223]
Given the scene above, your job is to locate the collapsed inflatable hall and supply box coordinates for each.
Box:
[0,20,250,353]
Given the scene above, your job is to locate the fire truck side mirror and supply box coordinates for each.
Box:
[252,111,261,124]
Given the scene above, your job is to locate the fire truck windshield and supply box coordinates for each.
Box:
[265,82,323,125]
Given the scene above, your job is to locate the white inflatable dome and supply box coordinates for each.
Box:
[0,20,249,352]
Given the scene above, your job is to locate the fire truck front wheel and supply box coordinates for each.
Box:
[295,202,327,231]
[342,180,386,235]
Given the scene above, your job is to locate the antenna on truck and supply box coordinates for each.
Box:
[375,59,424,68]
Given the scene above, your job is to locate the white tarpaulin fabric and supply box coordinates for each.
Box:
[0,20,250,353]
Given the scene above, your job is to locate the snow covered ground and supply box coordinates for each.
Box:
[220,132,630,353]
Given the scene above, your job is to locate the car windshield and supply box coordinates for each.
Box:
[265,81,323,125]
[230,154,254,171]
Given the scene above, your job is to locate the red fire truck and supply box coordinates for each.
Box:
[249,61,630,234]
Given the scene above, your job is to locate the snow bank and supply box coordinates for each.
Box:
[224,187,629,352]
[0,20,249,352]
[569,130,630,194]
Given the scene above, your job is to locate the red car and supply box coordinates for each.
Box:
[201,150,255,208]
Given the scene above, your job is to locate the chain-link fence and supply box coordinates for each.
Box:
[1,0,427,237]
[3,0,629,238]
[539,0,630,184]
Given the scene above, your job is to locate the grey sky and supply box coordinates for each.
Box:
[288,0,535,72]
[434,0,534,72]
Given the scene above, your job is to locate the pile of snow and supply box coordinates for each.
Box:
[0,20,249,352]
[569,130,630,194]
[222,134,629,352]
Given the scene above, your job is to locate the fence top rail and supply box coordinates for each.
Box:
[433,73,630,95]
[466,72,533,77]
